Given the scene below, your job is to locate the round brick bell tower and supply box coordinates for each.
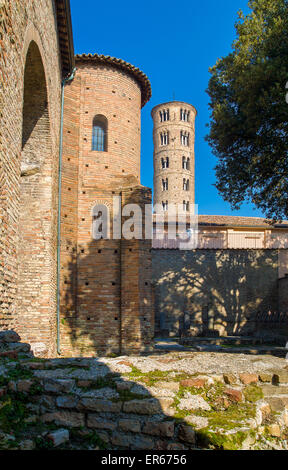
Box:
[152,101,196,213]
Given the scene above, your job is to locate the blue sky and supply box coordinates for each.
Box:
[70,0,265,218]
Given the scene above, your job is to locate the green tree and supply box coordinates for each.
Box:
[206,0,288,221]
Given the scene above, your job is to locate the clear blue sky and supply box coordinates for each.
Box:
[70,0,265,218]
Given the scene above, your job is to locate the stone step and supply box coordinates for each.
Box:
[195,345,287,356]
[154,340,287,357]
[180,336,286,347]
[260,384,288,397]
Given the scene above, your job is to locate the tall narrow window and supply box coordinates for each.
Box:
[160,131,169,146]
[92,115,107,151]
[162,156,169,169]
[160,109,170,122]
[183,200,189,212]
[162,201,168,211]
[180,131,189,146]
[182,156,187,169]
[183,179,189,191]
[162,178,168,191]
[187,157,190,170]
[180,109,190,122]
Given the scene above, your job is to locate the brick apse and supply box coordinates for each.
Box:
[59,54,154,356]
[0,2,154,357]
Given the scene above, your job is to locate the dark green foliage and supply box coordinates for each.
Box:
[206,0,288,221]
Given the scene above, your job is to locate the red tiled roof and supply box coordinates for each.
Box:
[153,213,288,228]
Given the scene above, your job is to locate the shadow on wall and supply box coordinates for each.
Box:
[60,186,153,357]
[152,249,284,338]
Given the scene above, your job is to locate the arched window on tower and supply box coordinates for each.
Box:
[162,157,169,169]
[162,178,168,191]
[92,115,108,151]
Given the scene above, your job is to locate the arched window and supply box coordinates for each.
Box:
[162,156,169,169]
[162,178,168,191]
[92,115,107,151]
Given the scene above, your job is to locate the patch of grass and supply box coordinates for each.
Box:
[125,368,171,386]
[34,436,54,450]
[70,429,107,450]
[0,395,29,434]
[29,382,44,395]
[196,428,256,450]
[0,376,9,387]
[243,385,264,403]
[105,353,119,358]
[7,365,33,381]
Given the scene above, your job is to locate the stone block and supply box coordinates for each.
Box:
[87,415,116,430]
[272,371,288,385]
[267,424,281,438]
[178,396,211,411]
[17,379,33,393]
[116,381,133,392]
[79,398,122,413]
[258,372,273,383]
[154,381,179,392]
[118,419,141,433]
[77,380,93,388]
[184,415,209,429]
[132,435,154,450]
[123,398,162,415]
[224,388,243,403]
[47,429,69,447]
[19,440,35,450]
[143,421,174,437]
[41,411,85,428]
[178,425,196,444]
[239,373,258,385]
[56,395,79,409]
[110,432,133,448]
[180,378,206,388]
[43,378,75,393]
[40,395,56,410]
[223,374,238,385]
[0,331,21,343]
[7,342,30,352]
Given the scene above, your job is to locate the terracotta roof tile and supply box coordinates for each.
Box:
[153,213,288,228]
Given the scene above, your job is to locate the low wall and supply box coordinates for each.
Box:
[152,249,280,337]
[0,332,288,451]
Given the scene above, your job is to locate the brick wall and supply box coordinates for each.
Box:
[60,59,153,356]
[152,249,280,336]
[0,0,63,356]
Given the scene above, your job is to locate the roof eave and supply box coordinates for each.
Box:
[55,0,75,77]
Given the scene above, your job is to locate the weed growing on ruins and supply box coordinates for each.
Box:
[243,385,264,402]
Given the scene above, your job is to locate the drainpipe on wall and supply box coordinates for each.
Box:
[56,68,76,355]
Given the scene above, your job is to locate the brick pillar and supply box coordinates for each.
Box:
[120,186,154,354]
